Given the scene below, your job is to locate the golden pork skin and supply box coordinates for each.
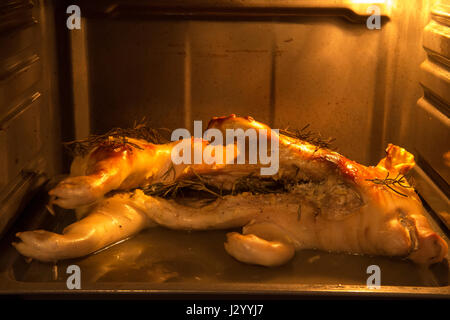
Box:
[13,115,448,266]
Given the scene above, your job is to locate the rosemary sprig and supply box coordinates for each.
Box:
[231,173,290,196]
[63,119,170,156]
[366,172,412,197]
[141,172,300,201]
[141,175,223,200]
[279,124,336,151]
[160,162,176,181]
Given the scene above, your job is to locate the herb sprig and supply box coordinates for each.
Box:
[366,172,412,197]
[141,170,301,203]
[279,124,336,150]
[63,120,169,156]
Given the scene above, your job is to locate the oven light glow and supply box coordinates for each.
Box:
[350,0,387,3]
[349,0,393,8]
[347,0,393,18]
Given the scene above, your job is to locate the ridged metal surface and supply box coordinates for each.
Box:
[0,0,62,236]
[0,1,42,193]
[416,1,450,188]
[0,0,36,34]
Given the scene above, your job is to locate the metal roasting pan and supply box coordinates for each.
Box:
[0,172,448,298]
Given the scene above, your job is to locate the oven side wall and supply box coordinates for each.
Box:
[0,0,64,235]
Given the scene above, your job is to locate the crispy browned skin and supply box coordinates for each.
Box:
[210,115,447,265]
[48,138,238,208]
[13,115,448,266]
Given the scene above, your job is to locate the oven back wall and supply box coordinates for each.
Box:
[71,1,436,167]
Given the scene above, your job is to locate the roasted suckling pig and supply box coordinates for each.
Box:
[13,115,448,266]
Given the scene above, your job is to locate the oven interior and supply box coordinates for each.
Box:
[0,0,448,296]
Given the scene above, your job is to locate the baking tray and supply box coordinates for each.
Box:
[0,182,448,298]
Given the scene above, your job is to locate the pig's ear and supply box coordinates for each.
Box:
[376,144,415,175]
